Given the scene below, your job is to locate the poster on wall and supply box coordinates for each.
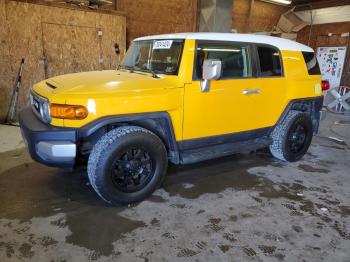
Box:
[316,46,347,89]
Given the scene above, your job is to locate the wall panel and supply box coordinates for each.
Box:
[118,0,197,45]
[232,0,288,33]
[0,0,126,120]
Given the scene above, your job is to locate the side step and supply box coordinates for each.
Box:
[180,137,272,164]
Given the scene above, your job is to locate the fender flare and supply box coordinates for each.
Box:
[273,96,324,135]
[77,112,180,164]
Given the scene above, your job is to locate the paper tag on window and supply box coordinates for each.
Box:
[153,40,173,49]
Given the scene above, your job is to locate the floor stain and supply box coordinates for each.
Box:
[1,113,350,261]
[242,247,256,257]
[219,244,232,253]
[298,164,329,173]
[18,243,34,259]
[0,241,15,258]
[164,152,272,199]
[326,137,347,146]
[223,232,237,242]
[195,241,207,250]
[39,236,58,247]
[0,163,147,256]
[258,245,276,255]
[177,248,199,257]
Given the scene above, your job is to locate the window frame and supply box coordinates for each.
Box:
[192,40,257,81]
[253,44,285,78]
[302,51,321,75]
[122,38,185,76]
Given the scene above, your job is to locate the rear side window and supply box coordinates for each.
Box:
[302,51,320,75]
[257,46,282,77]
[194,41,252,79]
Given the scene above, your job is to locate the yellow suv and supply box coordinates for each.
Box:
[19,33,327,205]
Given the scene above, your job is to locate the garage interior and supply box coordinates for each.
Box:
[0,0,349,260]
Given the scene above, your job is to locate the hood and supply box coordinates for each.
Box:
[42,70,183,95]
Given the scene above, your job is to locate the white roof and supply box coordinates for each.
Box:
[134,32,313,52]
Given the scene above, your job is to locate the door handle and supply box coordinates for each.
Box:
[242,89,261,95]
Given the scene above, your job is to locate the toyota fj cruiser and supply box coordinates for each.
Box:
[19,33,327,205]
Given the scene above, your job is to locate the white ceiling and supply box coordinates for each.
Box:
[296,5,350,25]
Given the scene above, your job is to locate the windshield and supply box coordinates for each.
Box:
[120,39,184,75]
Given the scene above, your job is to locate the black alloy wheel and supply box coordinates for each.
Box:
[270,110,313,162]
[111,148,154,193]
[87,126,168,205]
[287,124,307,154]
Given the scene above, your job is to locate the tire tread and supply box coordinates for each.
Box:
[87,126,163,205]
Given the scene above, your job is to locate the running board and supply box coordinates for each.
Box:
[180,137,272,164]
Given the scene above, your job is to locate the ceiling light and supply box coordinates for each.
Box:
[260,0,292,6]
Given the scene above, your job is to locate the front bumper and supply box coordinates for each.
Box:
[19,107,77,167]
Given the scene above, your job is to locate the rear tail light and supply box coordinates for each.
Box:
[321,80,330,91]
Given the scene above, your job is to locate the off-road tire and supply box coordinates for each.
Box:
[269,110,313,162]
[87,126,168,205]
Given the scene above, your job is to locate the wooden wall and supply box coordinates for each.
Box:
[0,0,126,120]
[297,22,350,48]
[117,0,198,46]
[297,22,350,86]
[232,0,288,33]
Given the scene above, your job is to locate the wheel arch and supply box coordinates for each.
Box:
[77,112,180,164]
[274,96,324,135]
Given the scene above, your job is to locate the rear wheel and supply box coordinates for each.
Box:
[87,126,168,205]
[269,110,313,162]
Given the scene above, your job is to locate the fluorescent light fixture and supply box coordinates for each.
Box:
[260,0,292,6]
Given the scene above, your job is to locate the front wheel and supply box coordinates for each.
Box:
[87,126,168,205]
[269,110,313,162]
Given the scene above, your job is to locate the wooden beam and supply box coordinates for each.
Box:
[192,0,200,32]
[10,0,126,16]
[294,0,350,11]
[247,0,254,33]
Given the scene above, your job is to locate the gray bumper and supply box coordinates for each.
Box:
[37,141,76,163]
[19,107,77,167]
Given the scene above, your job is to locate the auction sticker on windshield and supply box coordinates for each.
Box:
[153,40,173,49]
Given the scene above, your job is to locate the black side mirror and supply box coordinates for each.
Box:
[114,43,120,55]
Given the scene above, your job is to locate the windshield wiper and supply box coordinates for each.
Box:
[148,69,159,79]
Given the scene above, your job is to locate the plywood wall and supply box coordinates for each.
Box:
[117,0,197,46]
[297,22,350,49]
[232,0,288,33]
[0,0,126,120]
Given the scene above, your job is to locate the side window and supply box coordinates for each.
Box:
[257,46,282,77]
[195,42,251,79]
[302,51,321,75]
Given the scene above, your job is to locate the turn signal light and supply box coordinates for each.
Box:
[50,104,88,120]
[321,80,330,91]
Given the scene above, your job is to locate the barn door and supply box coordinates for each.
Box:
[42,23,101,78]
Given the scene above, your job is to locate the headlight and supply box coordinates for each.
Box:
[30,90,51,123]
[41,101,51,123]
[50,104,88,120]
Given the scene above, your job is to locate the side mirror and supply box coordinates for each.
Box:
[203,59,222,80]
[201,59,222,92]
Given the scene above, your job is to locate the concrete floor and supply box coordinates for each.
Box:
[0,114,349,262]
